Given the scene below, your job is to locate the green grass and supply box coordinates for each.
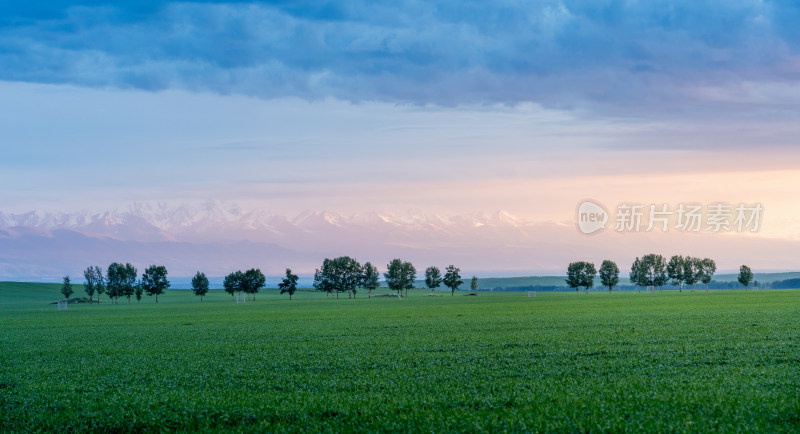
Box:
[2,283,799,432]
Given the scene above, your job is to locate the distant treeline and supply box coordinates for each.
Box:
[769,278,800,289]
[486,278,800,292]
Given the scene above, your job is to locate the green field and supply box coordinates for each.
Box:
[2,282,799,432]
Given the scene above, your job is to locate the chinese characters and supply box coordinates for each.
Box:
[613,203,762,233]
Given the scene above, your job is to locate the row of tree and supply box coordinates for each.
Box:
[62,257,757,303]
[195,258,474,303]
[60,263,171,303]
[566,256,756,292]
[64,259,478,304]
[312,257,474,299]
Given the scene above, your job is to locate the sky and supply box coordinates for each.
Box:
[2,1,800,274]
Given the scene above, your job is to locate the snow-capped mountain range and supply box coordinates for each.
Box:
[0,203,530,243]
[0,203,564,278]
[3,202,797,279]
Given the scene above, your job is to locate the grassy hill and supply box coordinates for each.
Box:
[0,281,75,308]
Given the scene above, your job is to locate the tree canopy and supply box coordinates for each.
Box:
[566,261,596,292]
[191,271,209,302]
[424,266,442,292]
[107,262,137,303]
[442,265,463,296]
[60,275,73,300]
[738,265,754,289]
[279,268,299,300]
[384,258,416,297]
[141,264,170,303]
[361,262,380,298]
[598,260,619,291]
[314,256,363,298]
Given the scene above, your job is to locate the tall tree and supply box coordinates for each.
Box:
[61,275,73,300]
[630,257,644,293]
[425,266,442,293]
[566,261,596,292]
[336,257,363,299]
[191,271,210,302]
[442,265,463,296]
[313,266,333,297]
[141,265,170,303]
[599,260,619,291]
[638,254,666,292]
[384,258,416,298]
[641,255,654,291]
[700,258,716,292]
[738,265,754,289]
[118,263,138,303]
[83,267,97,303]
[666,255,686,292]
[581,263,597,292]
[106,262,126,303]
[361,262,380,298]
[652,254,668,292]
[223,271,243,300]
[470,276,478,291]
[92,266,105,303]
[566,262,580,291]
[683,256,701,292]
[279,268,299,300]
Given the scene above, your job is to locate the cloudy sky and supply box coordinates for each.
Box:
[2,1,800,272]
